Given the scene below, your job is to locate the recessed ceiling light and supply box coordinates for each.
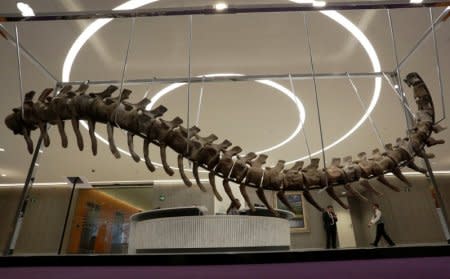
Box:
[1,174,6,177]
[0,148,4,152]
[290,0,326,7]
[35,163,39,167]
[39,149,43,153]
[214,2,228,11]
[290,0,312,4]
[312,1,327,7]
[410,0,423,3]
[16,2,35,16]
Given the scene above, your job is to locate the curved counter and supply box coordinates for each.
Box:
[128,208,290,253]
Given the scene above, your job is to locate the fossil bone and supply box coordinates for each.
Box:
[4,72,442,214]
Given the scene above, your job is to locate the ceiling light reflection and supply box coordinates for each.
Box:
[16,2,35,17]
[214,3,228,11]
[312,1,327,7]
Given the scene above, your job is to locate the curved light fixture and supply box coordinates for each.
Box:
[62,0,160,82]
[78,72,306,171]
[287,10,382,163]
[16,2,35,17]
[146,73,307,155]
[63,0,381,167]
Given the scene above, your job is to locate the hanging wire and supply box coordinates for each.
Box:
[114,17,136,129]
[195,75,205,127]
[346,73,385,148]
[387,9,414,130]
[186,15,193,156]
[382,73,415,119]
[303,13,328,188]
[15,24,25,119]
[429,8,446,124]
[289,73,312,160]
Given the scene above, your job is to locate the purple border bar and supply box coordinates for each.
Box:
[1,257,450,279]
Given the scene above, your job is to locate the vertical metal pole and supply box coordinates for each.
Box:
[14,24,25,119]
[3,137,43,255]
[289,73,312,160]
[115,18,136,127]
[304,13,327,184]
[388,9,450,241]
[387,9,414,130]
[186,15,193,154]
[57,180,77,254]
[429,8,446,124]
[422,157,450,243]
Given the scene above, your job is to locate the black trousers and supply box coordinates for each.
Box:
[325,225,337,249]
[373,223,395,246]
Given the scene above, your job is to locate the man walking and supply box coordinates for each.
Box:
[368,203,396,247]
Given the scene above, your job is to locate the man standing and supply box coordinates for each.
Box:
[323,205,338,249]
[368,203,395,247]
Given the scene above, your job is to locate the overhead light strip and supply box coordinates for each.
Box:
[63,1,381,168]
[16,2,35,17]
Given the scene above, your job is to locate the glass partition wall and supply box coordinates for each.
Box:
[0,1,449,255]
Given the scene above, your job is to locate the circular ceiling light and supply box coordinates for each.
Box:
[146,73,306,155]
[76,72,306,172]
[286,10,382,163]
[63,1,381,168]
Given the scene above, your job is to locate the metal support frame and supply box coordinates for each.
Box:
[346,73,385,148]
[0,1,448,22]
[2,137,43,256]
[289,73,312,160]
[422,157,450,243]
[387,9,450,241]
[2,3,450,253]
[0,24,58,82]
[59,72,392,87]
[195,76,205,127]
[304,13,328,188]
[186,15,193,151]
[387,9,415,130]
[114,17,136,129]
[14,24,25,118]
[429,8,446,124]
[396,7,450,71]
[57,177,81,255]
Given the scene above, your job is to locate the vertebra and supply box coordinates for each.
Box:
[4,72,444,213]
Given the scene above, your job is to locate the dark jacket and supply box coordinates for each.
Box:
[323,211,338,229]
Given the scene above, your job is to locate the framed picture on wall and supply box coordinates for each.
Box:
[276,192,308,233]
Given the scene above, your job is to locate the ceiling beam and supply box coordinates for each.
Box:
[0,1,448,22]
[60,71,394,87]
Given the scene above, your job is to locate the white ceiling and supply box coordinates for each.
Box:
[0,1,449,185]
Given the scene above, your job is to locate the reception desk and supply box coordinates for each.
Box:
[128,207,291,253]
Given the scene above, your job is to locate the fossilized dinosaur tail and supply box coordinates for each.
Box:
[4,72,445,213]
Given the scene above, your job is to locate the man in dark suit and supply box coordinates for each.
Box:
[323,205,338,249]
